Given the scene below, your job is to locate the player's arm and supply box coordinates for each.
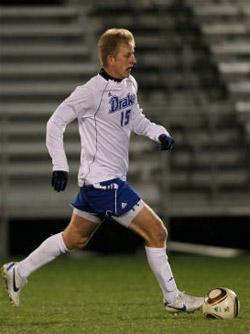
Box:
[46,102,77,191]
[129,76,174,150]
[46,85,92,192]
[131,104,174,151]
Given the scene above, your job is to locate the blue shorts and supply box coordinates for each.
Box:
[72,178,141,221]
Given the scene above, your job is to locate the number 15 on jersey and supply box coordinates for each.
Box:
[120,109,131,127]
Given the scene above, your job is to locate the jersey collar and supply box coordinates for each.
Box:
[99,68,122,82]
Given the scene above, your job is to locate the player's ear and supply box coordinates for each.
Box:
[107,54,115,66]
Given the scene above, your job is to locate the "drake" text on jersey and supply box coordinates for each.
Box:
[109,93,135,113]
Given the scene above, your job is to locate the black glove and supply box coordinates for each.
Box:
[158,134,175,150]
[51,171,68,192]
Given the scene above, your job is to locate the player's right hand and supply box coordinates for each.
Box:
[51,171,68,192]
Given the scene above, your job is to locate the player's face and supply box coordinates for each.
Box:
[108,43,136,79]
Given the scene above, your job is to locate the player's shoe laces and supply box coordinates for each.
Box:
[164,292,204,313]
[1,262,27,306]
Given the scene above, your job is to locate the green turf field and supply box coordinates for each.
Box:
[0,253,249,334]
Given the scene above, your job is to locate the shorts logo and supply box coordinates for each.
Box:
[121,202,127,209]
[109,93,135,113]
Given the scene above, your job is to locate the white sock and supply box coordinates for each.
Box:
[16,232,69,279]
[145,246,179,304]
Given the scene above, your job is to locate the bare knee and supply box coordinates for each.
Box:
[157,224,168,243]
[75,236,90,249]
[129,206,169,248]
[148,223,168,247]
[63,230,90,250]
[62,214,100,250]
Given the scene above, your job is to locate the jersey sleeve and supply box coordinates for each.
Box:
[129,76,170,141]
[131,102,171,142]
[46,85,92,171]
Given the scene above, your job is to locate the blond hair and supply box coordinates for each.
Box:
[97,28,135,67]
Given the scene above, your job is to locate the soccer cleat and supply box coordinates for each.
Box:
[1,262,27,306]
[164,292,204,313]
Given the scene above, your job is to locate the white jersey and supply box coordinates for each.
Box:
[46,73,170,186]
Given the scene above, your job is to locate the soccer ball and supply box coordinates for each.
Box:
[202,287,240,319]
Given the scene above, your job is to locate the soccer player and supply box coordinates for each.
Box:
[1,28,204,312]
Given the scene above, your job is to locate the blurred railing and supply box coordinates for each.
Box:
[0,112,9,257]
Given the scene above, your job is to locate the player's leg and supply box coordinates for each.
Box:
[117,201,179,302]
[1,211,101,306]
[17,211,101,277]
[114,201,204,312]
[62,209,101,250]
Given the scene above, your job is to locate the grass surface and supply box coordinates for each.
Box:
[0,253,249,334]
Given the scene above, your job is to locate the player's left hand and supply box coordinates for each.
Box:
[51,170,68,192]
[158,134,175,150]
